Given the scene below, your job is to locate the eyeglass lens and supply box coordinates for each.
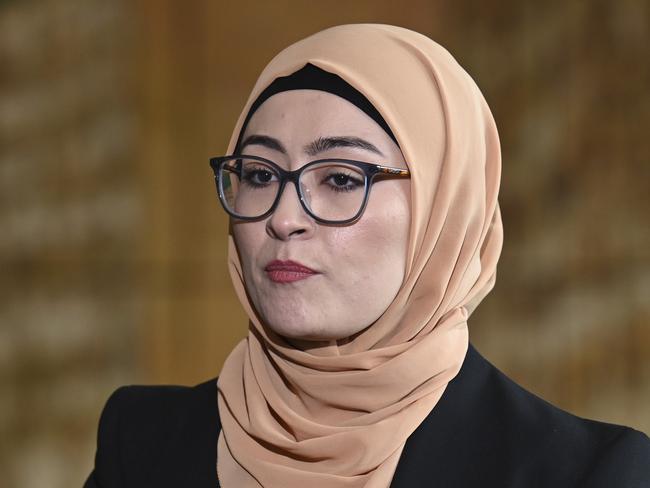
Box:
[219,158,368,221]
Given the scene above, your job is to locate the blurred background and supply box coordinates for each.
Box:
[1,0,648,486]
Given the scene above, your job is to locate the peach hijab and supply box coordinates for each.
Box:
[216,23,503,487]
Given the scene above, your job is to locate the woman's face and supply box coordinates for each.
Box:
[232,89,410,341]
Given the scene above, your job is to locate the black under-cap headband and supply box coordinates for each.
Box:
[234,63,398,153]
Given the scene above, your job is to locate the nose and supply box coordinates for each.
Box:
[266,181,316,240]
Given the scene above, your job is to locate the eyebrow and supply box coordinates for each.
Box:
[240,134,385,157]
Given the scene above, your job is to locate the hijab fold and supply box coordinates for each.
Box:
[217,23,503,487]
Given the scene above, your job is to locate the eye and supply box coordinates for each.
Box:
[242,166,278,188]
[323,171,364,192]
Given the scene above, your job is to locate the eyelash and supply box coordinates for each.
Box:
[242,168,276,187]
[322,172,364,192]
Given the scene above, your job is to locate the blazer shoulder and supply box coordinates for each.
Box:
[85,378,219,488]
[394,345,650,487]
[578,427,650,488]
[477,350,650,485]
[102,382,198,426]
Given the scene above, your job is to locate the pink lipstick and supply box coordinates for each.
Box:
[265,260,319,283]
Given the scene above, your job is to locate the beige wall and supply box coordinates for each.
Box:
[1,1,648,486]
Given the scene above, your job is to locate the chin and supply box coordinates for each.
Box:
[255,300,366,341]
[268,318,366,342]
[268,322,329,340]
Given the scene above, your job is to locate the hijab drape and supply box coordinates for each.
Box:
[217,23,503,487]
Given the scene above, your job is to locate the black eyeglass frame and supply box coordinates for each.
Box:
[209,154,410,225]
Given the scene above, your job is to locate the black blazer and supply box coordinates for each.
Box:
[84,343,650,487]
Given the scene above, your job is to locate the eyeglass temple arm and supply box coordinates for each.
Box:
[376,165,410,176]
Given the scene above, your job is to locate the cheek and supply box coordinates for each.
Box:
[327,195,410,288]
[232,222,264,282]
[232,224,251,260]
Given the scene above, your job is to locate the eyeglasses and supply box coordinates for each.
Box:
[209,155,410,224]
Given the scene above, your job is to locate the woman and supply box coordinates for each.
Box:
[84,24,649,487]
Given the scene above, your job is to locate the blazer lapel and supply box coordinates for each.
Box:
[389,343,486,487]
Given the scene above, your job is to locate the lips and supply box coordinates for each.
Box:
[264,260,319,283]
